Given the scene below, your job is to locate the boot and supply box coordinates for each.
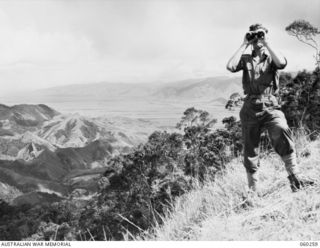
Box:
[287,174,315,192]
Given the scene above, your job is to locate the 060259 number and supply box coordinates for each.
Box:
[300,242,318,246]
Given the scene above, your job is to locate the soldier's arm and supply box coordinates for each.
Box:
[226,43,248,72]
[226,35,250,72]
[263,40,287,69]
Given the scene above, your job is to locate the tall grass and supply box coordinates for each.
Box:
[136,129,320,241]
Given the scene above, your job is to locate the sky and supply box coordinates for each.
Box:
[0,0,319,93]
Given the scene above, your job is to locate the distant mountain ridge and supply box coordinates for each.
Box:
[153,77,241,101]
[0,104,59,134]
[2,76,242,104]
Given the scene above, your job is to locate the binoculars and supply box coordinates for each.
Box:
[246,31,265,41]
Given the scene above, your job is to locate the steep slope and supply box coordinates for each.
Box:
[0,139,114,198]
[0,131,56,160]
[91,116,158,148]
[0,104,59,160]
[143,140,320,241]
[37,114,153,149]
[38,114,101,147]
[0,182,22,203]
[0,104,59,134]
[17,143,41,161]
[54,140,113,170]
[0,161,69,197]
[0,114,152,161]
[0,106,158,205]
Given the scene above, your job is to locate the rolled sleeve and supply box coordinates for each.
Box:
[229,55,246,73]
[272,57,287,70]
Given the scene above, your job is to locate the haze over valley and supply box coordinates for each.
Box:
[2,76,242,128]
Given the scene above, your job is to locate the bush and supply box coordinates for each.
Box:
[280,68,320,139]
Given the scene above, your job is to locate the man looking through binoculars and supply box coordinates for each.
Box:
[226,24,314,193]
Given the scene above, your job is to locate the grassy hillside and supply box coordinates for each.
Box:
[139,135,320,241]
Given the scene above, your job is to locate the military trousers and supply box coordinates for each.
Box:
[240,95,298,184]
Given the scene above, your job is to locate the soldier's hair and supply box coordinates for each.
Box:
[249,23,268,33]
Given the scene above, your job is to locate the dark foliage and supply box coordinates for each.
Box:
[280,68,320,139]
[225,93,244,110]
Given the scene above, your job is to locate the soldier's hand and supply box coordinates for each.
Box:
[243,33,252,46]
[257,29,268,45]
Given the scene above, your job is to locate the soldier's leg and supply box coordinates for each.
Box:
[265,110,299,175]
[265,110,315,191]
[242,123,262,191]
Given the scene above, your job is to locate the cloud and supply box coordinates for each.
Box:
[0,0,319,93]
[0,9,96,66]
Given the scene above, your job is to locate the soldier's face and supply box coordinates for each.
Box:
[252,29,266,50]
[252,39,264,50]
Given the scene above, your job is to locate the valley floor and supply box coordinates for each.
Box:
[142,139,320,241]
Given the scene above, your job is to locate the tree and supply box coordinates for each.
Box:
[176,108,218,180]
[225,93,244,110]
[285,20,320,68]
[176,107,217,130]
[280,69,320,137]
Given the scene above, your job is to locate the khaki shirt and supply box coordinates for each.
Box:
[231,51,287,96]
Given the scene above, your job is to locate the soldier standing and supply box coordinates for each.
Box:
[226,24,314,192]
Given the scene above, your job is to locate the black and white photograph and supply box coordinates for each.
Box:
[0,0,319,246]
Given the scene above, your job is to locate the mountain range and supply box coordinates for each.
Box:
[0,103,160,206]
[152,77,242,101]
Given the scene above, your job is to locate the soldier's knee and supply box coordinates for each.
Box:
[244,157,259,174]
[269,122,290,140]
